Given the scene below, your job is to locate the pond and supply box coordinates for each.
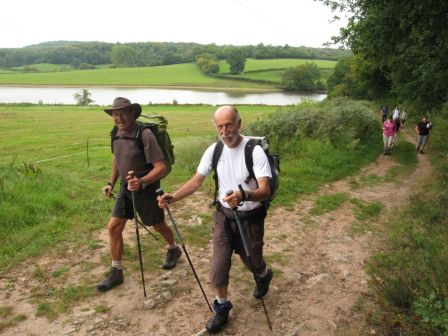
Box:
[0,86,327,106]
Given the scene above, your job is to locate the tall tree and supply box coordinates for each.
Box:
[321,0,448,109]
[111,45,138,67]
[281,63,322,90]
[226,49,246,74]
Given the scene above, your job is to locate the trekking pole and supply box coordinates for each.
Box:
[110,192,159,241]
[226,189,273,331]
[128,171,147,298]
[156,188,213,312]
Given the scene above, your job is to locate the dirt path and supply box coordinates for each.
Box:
[0,129,432,336]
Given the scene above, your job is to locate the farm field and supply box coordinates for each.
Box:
[218,58,336,83]
[0,58,336,88]
[0,64,274,90]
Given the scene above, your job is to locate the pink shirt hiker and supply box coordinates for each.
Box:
[383,120,395,137]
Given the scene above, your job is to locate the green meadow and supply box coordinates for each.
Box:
[0,58,335,88]
[0,63,273,89]
[218,58,336,83]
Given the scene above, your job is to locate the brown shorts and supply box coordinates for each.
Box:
[112,182,164,226]
[210,204,267,289]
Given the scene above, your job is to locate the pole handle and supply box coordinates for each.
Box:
[156,188,164,196]
[128,170,135,179]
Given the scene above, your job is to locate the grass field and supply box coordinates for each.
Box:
[218,58,336,84]
[0,58,336,88]
[0,63,275,89]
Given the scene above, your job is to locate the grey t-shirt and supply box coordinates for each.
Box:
[113,126,164,181]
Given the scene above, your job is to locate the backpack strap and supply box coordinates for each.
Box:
[244,139,257,184]
[211,141,224,206]
[110,126,118,153]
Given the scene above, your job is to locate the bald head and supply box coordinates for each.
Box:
[214,105,242,148]
[214,105,241,124]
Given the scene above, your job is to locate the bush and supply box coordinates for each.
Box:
[245,98,382,206]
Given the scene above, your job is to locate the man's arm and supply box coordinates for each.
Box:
[158,172,206,207]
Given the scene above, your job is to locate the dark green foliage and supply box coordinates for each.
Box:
[327,55,391,100]
[196,53,219,74]
[226,48,246,74]
[321,0,448,109]
[281,63,323,90]
[111,45,139,67]
[0,41,349,69]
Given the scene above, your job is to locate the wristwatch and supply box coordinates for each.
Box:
[138,178,147,189]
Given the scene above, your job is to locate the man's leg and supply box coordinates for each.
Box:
[154,220,182,269]
[97,217,127,292]
[206,210,234,333]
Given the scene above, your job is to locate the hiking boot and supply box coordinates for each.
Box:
[205,300,233,333]
[162,246,182,269]
[419,150,424,154]
[254,268,273,299]
[96,267,123,292]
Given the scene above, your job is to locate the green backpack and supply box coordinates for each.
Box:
[110,114,175,173]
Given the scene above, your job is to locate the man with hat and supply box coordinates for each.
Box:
[97,97,182,292]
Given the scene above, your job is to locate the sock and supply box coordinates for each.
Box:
[216,296,227,305]
[258,268,268,278]
[111,260,123,270]
[168,244,177,250]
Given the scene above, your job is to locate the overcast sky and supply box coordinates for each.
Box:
[2,0,347,49]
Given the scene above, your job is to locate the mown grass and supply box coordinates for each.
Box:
[218,58,336,73]
[218,58,336,84]
[0,63,274,89]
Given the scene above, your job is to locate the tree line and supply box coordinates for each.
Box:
[0,40,349,69]
[322,0,448,111]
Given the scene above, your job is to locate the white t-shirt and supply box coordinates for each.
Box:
[197,136,272,211]
[393,108,400,121]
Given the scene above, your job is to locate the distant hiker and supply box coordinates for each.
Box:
[392,105,400,122]
[97,97,181,292]
[415,115,432,154]
[382,114,395,155]
[381,105,388,122]
[400,108,407,127]
[158,105,273,333]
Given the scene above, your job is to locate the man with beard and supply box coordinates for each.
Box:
[158,105,273,333]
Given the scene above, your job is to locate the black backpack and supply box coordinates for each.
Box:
[110,114,175,173]
[211,136,280,207]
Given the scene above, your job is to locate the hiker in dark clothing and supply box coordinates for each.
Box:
[381,105,388,122]
[97,97,181,292]
[158,105,273,333]
[415,115,432,154]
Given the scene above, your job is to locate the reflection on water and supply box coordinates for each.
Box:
[0,86,326,106]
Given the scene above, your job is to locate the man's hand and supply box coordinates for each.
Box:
[102,184,114,198]
[126,174,142,191]
[223,191,244,209]
[157,194,173,208]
